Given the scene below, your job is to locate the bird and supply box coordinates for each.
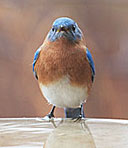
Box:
[33,17,95,119]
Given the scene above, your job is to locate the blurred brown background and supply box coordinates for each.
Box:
[0,0,128,119]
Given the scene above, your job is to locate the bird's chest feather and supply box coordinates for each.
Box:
[39,76,88,108]
[35,39,92,90]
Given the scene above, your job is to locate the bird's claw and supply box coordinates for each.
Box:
[72,114,82,122]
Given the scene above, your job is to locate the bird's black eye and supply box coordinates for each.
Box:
[72,25,76,32]
[52,27,55,32]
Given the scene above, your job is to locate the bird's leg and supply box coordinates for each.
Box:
[47,106,56,118]
[73,104,85,122]
[81,104,85,118]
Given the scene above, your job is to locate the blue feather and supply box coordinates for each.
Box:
[86,48,95,82]
[33,47,41,79]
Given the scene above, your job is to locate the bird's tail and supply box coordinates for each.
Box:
[64,104,85,118]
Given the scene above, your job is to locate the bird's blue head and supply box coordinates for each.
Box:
[47,17,82,43]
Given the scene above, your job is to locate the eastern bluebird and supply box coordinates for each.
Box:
[33,17,95,119]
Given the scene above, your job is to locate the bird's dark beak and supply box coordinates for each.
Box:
[57,25,68,33]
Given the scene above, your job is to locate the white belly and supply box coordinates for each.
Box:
[39,76,88,108]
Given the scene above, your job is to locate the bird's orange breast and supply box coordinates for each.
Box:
[34,38,92,92]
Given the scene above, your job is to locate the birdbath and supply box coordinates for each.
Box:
[0,118,128,148]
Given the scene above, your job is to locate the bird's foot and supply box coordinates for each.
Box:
[72,114,82,122]
[47,113,55,119]
[44,113,56,128]
[43,114,54,121]
[44,106,57,127]
[46,105,56,119]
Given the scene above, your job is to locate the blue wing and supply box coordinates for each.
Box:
[86,48,95,82]
[33,47,41,80]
